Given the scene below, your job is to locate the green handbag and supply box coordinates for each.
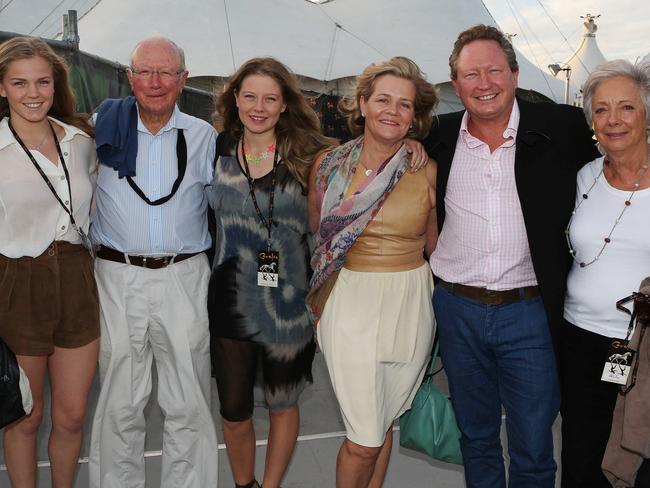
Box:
[399,338,463,465]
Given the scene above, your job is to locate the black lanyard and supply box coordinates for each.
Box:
[126,129,187,206]
[8,119,79,229]
[239,139,279,248]
[616,292,650,394]
[617,294,642,345]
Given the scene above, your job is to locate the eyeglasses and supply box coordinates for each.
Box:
[128,67,186,80]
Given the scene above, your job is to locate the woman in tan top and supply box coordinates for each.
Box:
[307,57,438,488]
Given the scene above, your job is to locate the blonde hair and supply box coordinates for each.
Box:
[339,56,438,140]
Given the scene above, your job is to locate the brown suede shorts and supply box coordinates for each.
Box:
[0,241,100,356]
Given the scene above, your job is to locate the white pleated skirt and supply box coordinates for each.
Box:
[317,262,435,447]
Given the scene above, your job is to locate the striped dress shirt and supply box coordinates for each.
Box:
[90,105,216,254]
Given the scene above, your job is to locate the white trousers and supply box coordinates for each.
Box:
[89,254,218,488]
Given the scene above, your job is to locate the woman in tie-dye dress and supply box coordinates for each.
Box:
[206,57,335,488]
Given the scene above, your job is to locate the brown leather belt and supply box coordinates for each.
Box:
[438,279,540,305]
[96,246,200,269]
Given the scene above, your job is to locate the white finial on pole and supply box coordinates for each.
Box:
[580,13,600,37]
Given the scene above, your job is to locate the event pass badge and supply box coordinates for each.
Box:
[257,250,279,287]
[601,339,635,385]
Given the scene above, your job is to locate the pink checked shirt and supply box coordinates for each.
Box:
[429,100,538,290]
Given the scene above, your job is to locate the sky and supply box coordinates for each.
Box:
[482,0,649,67]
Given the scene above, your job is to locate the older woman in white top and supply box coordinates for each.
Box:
[0,36,99,487]
[560,60,650,488]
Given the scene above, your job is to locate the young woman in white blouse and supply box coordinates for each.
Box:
[0,36,99,487]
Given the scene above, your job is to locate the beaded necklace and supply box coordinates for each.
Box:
[243,142,276,165]
[565,157,649,268]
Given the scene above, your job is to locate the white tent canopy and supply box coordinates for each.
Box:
[555,14,607,105]
[1,0,565,102]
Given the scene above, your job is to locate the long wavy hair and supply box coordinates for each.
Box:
[0,36,92,135]
[215,57,336,190]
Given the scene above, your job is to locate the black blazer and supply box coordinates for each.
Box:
[424,98,600,343]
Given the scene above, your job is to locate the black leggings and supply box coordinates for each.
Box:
[560,320,619,488]
[211,336,315,422]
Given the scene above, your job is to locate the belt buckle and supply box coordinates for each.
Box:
[483,289,502,305]
[141,255,172,268]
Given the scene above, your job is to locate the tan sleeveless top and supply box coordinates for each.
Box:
[344,168,432,272]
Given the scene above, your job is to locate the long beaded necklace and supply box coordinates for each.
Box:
[565,157,649,268]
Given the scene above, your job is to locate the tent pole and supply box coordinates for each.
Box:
[62,10,80,49]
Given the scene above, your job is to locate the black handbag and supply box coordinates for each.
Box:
[0,337,28,429]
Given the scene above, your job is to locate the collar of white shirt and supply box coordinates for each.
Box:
[135,104,193,136]
[458,98,520,149]
[0,115,90,151]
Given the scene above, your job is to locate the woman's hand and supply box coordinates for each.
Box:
[308,151,329,233]
[404,139,428,173]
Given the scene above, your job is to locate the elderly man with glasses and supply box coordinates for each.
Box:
[88,36,219,488]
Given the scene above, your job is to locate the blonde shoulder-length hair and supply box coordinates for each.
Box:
[339,56,438,140]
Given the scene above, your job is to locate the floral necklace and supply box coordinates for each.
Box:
[243,141,276,165]
[565,157,649,268]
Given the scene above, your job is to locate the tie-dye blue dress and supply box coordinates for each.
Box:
[206,152,313,345]
[207,150,315,413]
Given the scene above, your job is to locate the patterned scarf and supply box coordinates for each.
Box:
[309,136,408,292]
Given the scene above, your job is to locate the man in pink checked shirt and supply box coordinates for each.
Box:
[423,25,599,488]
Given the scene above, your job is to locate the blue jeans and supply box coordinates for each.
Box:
[432,285,560,488]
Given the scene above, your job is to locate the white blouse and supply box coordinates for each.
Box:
[564,157,650,338]
[0,116,96,258]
